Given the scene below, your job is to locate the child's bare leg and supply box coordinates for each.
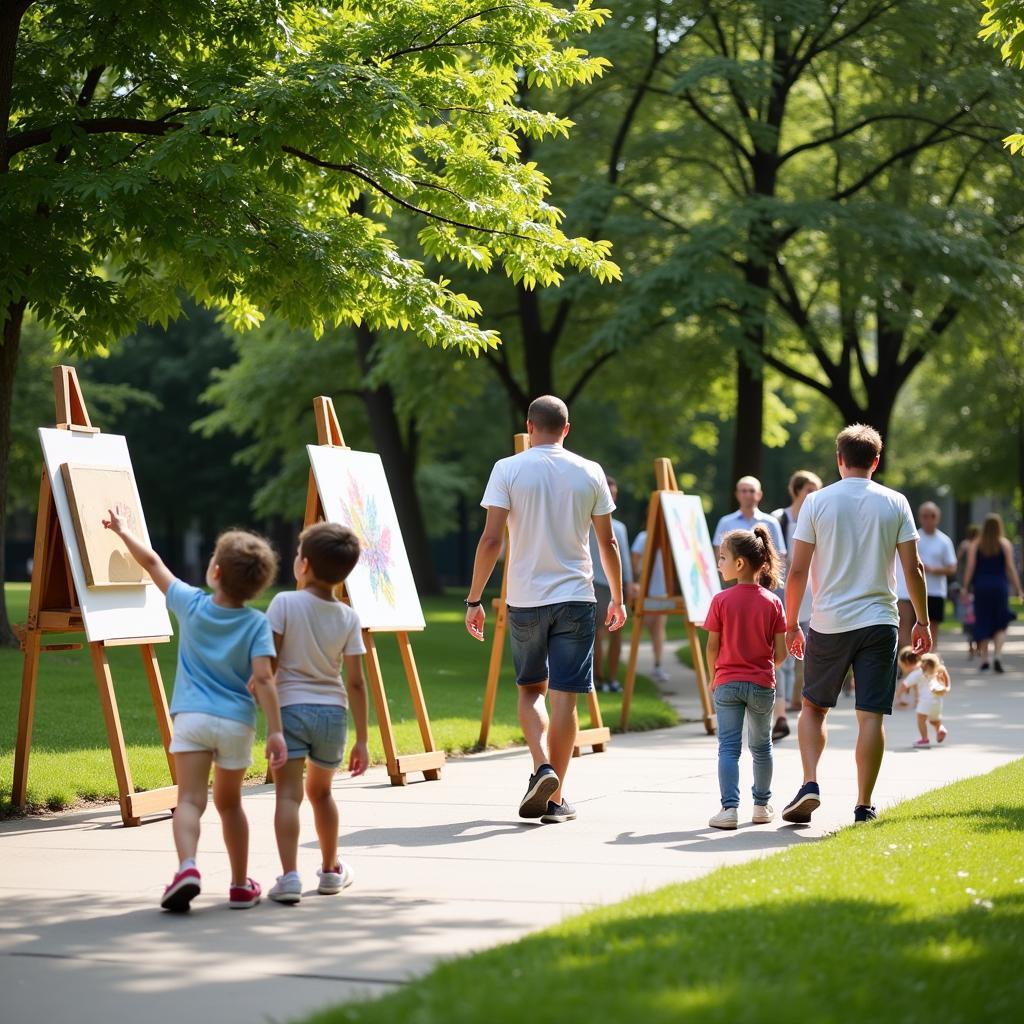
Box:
[212,766,250,886]
[172,752,212,865]
[915,713,928,742]
[305,763,339,871]
[273,758,306,874]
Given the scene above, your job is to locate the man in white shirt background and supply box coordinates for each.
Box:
[896,501,957,651]
[783,424,930,826]
[465,396,627,825]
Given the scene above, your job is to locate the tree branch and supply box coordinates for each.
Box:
[566,349,617,404]
[482,347,527,408]
[761,351,834,400]
[382,6,515,61]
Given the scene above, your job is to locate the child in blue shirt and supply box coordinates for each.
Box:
[104,504,287,912]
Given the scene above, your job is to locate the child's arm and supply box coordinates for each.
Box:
[773,633,788,667]
[249,655,286,770]
[705,631,720,682]
[102,502,174,594]
[345,653,369,777]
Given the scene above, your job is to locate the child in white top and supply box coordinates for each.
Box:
[265,522,369,904]
[895,646,921,709]
[900,652,950,747]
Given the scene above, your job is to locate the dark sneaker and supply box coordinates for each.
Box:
[854,804,878,824]
[519,764,559,818]
[782,782,821,823]
[771,717,790,741]
[541,799,577,824]
[994,659,1005,674]
[161,866,201,913]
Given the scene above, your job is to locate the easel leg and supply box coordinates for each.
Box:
[620,612,645,731]
[686,620,716,734]
[89,642,141,826]
[363,632,404,786]
[478,602,508,748]
[12,631,42,808]
[140,644,177,784]
[396,632,442,781]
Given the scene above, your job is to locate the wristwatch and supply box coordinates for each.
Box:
[464,598,482,608]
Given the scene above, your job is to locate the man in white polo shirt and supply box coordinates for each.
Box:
[782,424,930,826]
[712,476,786,559]
[464,396,626,825]
[896,502,957,651]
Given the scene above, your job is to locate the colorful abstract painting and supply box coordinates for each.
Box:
[307,446,425,631]
[660,492,720,624]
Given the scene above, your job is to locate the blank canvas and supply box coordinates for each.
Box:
[60,464,151,587]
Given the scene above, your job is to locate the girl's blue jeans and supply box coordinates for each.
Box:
[713,681,775,809]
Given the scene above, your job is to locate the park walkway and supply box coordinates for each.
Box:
[2,623,1023,1024]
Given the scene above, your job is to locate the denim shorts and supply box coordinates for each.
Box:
[507,601,596,693]
[281,704,348,769]
[804,624,899,715]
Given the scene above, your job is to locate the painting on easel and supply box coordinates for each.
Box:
[307,446,425,631]
[660,491,720,624]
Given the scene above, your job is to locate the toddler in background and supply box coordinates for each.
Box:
[900,652,950,747]
[895,646,921,709]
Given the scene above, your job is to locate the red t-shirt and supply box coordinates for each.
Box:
[703,583,786,688]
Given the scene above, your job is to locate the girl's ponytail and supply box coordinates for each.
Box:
[751,524,783,590]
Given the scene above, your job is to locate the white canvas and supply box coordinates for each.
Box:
[307,446,425,631]
[660,492,720,624]
[39,428,173,642]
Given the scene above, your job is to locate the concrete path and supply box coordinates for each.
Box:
[3,625,1022,1024]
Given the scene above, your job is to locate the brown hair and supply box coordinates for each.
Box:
[836,423,882,470]
[527,395,568,433]
[898,645,920,667]
[300,521,360,584]
[919,653,950,690]
[788,470,823,499]
[965,523,980,541]
[212,530,278,602]
[721,526,783,590]
[978,513,1004,557]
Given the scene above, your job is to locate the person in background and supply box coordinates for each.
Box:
[631,529,671,684]
[589,476,635,692]
[962,513,1023,673]
[896,502,956,651]
[712,476,787,561]
[899,653,951,747]
[955,524,980,658]
[770,470,822,741]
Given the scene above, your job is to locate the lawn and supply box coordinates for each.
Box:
[304,757,1024,1024]
[0,583,677,812]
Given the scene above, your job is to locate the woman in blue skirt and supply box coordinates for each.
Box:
[963,514,1023,672]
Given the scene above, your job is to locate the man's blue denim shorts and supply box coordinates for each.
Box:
[507,601,596,694]
[281,704,348,769]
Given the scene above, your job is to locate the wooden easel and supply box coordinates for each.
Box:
[477,433,611,757]
[621,458,715,735]
[302,396,444,786]
[12,366,177,826]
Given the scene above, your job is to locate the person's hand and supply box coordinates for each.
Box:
[786,624,805,659]
[606,601,627,632]
[102,502,132,536]
[465,604,485,642]
[265,731,287,772]
[348,740,369,778]
[911,621,932,655]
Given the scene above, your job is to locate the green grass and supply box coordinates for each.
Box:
[304,758,1024,1024]
[0,583,676,812]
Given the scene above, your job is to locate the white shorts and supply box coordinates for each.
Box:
[915,696,943,722]
[170,712,255,770]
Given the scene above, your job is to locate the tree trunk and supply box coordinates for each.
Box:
[0,300,25,647]
[731,333,764,484]
[353,324,442,595]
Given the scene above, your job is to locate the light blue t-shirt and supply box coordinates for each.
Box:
[588,518,633,589]
[712,508,787,555]
[166,580,276,728]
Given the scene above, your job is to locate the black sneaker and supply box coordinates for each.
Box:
[994,659,1005,674]
[782,781,821,823]
[540,799,577,824]
[980,661,990,671]
[854,804,878,824]
[519,764,559,818]
[771,717,790,741]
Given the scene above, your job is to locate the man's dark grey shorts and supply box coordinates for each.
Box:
[803,624,899,715]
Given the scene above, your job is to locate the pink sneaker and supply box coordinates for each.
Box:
[914,738,930,748]
[228,877,262,909]
[161,866,201,912]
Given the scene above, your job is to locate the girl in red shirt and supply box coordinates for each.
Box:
[704,526,788,830]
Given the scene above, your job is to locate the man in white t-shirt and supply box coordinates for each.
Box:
[782,424,931,826]
[895,502,957,651]
[465,396,626,825]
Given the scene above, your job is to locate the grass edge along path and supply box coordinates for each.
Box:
[1,584,677,812]
[304,758,1024,1024]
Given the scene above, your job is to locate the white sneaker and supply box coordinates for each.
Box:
[650,665,669,684]
[268,871,302,905]
[752,803,775,824]
[318,861,355,895]
[708,807,738,830]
